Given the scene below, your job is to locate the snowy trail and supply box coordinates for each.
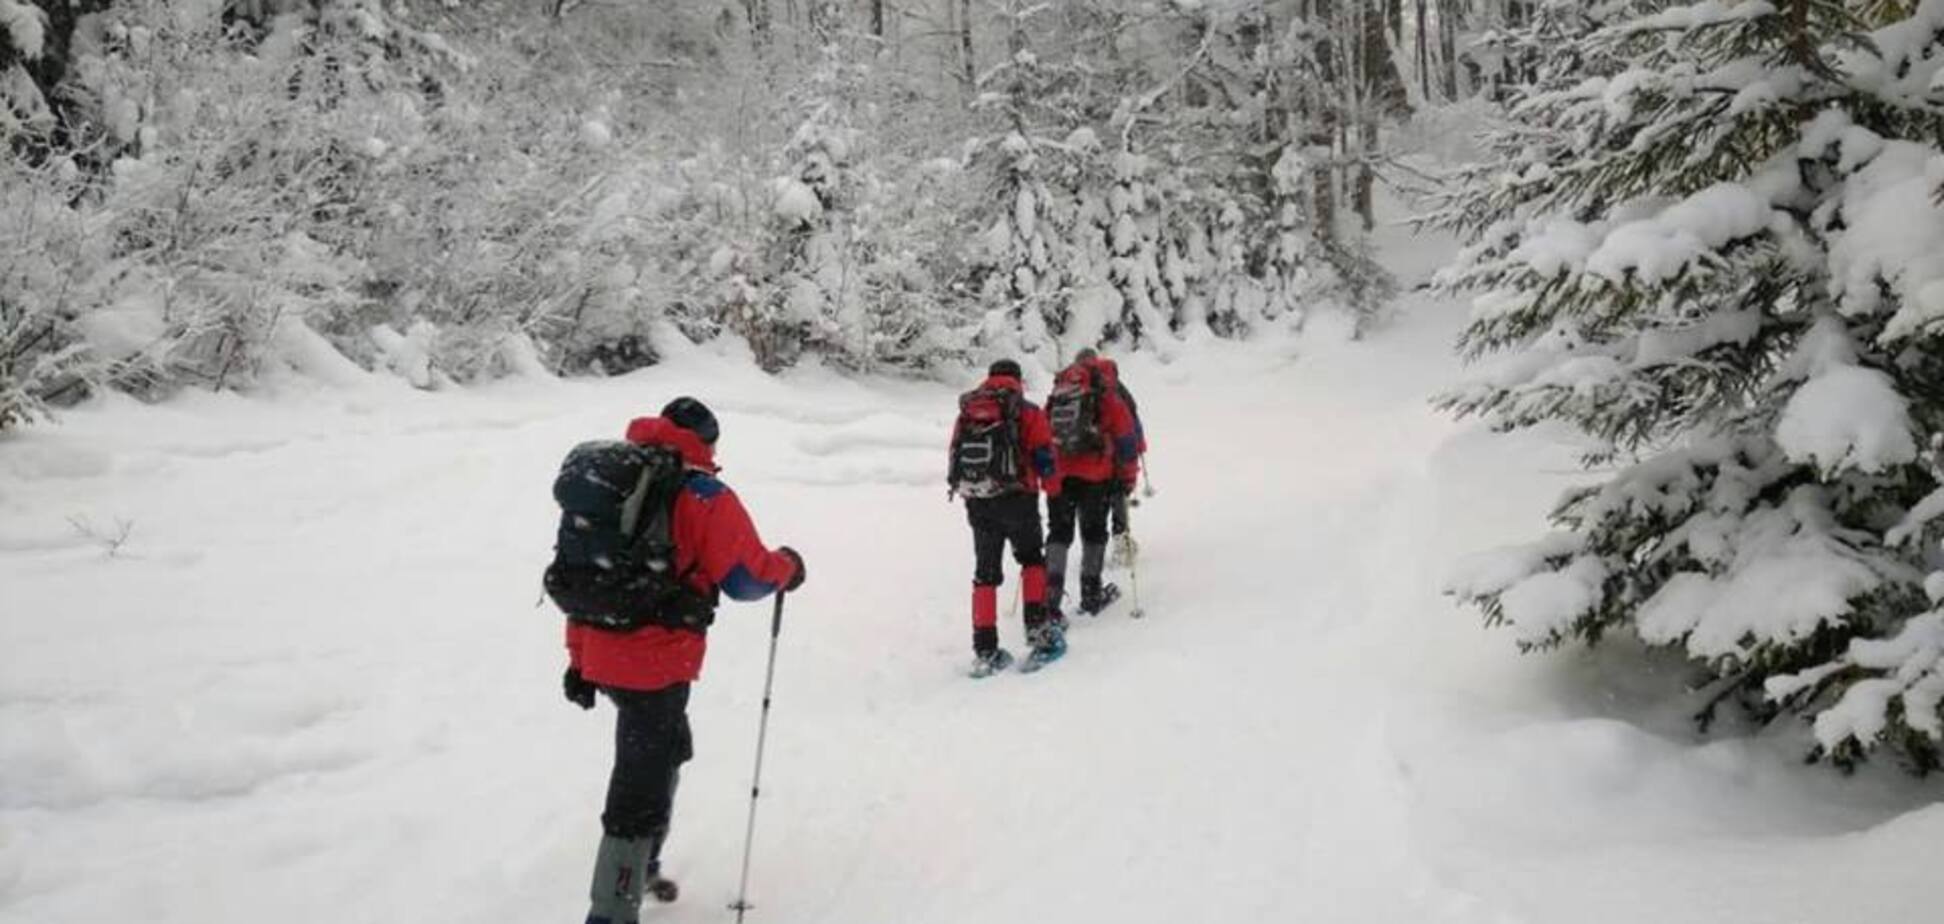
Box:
[5,304,1942,924]
[0,308,1467,923]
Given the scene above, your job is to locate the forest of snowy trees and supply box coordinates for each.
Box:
[7,1,1944,776]
[0,0,1539,427]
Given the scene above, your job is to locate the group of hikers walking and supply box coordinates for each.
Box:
[947,349,1148,675]
[539,350,1149,923]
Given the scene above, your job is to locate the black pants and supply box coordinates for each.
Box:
[1046,477,1115,610]
[1109,486,1131,536]
[601,683,694,844]
[966,492,1045,585]
[1047,478,1113,547]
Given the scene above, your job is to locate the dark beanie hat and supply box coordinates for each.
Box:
[987,359,1023,380]
[661,396,719,445]
[1074,347,1098,363]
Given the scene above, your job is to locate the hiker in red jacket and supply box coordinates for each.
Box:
[947,359,1063,674]
[562,397,804,924]
[1045,349,1139,618]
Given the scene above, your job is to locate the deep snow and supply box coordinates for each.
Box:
[4,274,1941,922]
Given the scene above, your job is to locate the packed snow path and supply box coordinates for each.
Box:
[4,307,1940,924]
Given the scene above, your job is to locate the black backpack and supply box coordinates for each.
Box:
[543,440,717,633]
[1047,364,1106,456]
[948,386,1026,498]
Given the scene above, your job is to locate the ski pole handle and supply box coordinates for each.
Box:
[770,590,785,638]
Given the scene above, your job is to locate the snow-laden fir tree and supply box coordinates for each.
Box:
[964,0,1076,365]
[1097,145,1185,348]
[756,49,868,372]
[1038,1,1189,353]
[1438,0,1944,771]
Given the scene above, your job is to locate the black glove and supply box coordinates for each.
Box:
[779,546,806,592]
[562,667,596,710]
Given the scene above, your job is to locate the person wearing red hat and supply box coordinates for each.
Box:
[564,396,805,924]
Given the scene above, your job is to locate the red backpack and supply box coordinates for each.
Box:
[1047,364,1106,456]
[949,386,1026,498]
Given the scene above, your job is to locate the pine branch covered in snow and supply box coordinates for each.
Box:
[1438,0,1944,772]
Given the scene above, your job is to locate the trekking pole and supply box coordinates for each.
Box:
[1140,452,1156,499]
[730,591,787,922]
[1128,540,1146,620]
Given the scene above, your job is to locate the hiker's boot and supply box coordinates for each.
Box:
[641,827,678,904]
[1079,575,1120,616]
[1026,613,1067,667]
[586,833,654,924]
[970,625,1014,677]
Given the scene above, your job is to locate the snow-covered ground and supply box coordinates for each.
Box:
[4,265,1941,923]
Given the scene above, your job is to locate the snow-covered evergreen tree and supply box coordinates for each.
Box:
[963,0,1092,366]
[754,52,862,372]
[1439,0,1944,771]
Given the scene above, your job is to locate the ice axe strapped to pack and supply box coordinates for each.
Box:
[543,440,718,633]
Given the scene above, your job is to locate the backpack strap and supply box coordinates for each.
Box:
[1089,365,1109,435]
[1002,389,1025,478]
[632,463,720,628]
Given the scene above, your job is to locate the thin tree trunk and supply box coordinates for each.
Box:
[1358,0,1400,231]
[959,0,977,97]
[1415,0,1430,102]
[1438,0,1459,100]
[1310,0,1339,245]
[1364,0,1409,117]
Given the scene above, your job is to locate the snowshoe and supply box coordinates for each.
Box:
[646,875,679,903]
[1046,611,1069,637]
[1020,634,1067,673]
[1079,582,1120,616]
[969,647,1015,678]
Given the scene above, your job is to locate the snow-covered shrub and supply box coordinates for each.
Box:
[1437,0,1944,772]
[0,153,96,429]
[74,4,419,390]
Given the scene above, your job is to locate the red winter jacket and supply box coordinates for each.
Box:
[949,374,1057,495]
[565,417,801,692]
[1048,359,1138,489]
[1096,359,1146,487]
